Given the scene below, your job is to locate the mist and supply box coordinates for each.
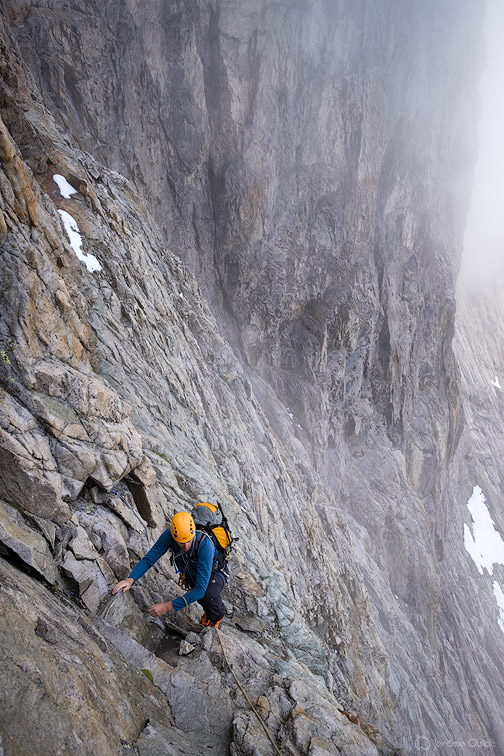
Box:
[462,0,504,279]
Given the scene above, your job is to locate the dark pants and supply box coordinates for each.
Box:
[198,572,226,622]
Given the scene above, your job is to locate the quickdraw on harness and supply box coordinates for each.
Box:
[178,573,193,591]
[171,538,197,588]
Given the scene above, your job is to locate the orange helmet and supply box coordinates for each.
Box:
[170,511,196,543]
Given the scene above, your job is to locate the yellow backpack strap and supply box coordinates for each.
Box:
[195,502,218,514]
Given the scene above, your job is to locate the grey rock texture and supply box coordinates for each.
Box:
[454,268,504,516]
[1,1,503,756]
[0,48,400,754]
[0,498,57,583]
[5,0,479,466]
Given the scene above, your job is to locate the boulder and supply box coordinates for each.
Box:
[0,499,57,583]
[61,551,114,613]
[0,445,70,523]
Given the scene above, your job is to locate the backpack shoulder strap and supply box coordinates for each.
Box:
[192,529,211,555]
[170,530,207,562]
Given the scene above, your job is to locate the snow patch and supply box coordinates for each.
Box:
[492,376,501,389]
[493,581,504,634]
[58,210,102,273]
[53,174,77,199]
[463,486,504,575]
[464,486,504,634]
[286,406,302,430]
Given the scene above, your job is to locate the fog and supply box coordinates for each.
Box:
[462,0,504,279]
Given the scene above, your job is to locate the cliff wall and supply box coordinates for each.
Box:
[1,2,503,755]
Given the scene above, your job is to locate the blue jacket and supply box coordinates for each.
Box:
[128,529,216,611]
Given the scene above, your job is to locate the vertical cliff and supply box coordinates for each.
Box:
[2,1,503,755]
[5,0,477,458]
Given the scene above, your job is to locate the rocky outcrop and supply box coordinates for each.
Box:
[0,61,400,753]
[1,556,407,756]
[1,2,504,755]
[4,0,480,467]
[454,268,504,514]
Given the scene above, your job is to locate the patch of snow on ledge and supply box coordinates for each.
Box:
[493,581,504,634]
[492,376,502,389]
[464,486,504,634]
[58,209,102,273]
[53,173,77,199]
[463,486,504,575]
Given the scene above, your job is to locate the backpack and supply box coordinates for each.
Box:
[190,501,236,570]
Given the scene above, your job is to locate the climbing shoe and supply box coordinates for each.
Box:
[201,613,224,629]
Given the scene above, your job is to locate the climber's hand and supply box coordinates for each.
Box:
[112,578,134,594]
[148,601,173,617]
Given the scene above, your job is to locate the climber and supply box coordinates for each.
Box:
[112,511,227,628]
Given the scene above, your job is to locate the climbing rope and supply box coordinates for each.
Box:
[214,626,283,756]
[101,519,281,754]
[174,605,283,755]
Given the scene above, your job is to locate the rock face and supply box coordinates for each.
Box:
[1,1,503,755]
[5,0,478,465]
